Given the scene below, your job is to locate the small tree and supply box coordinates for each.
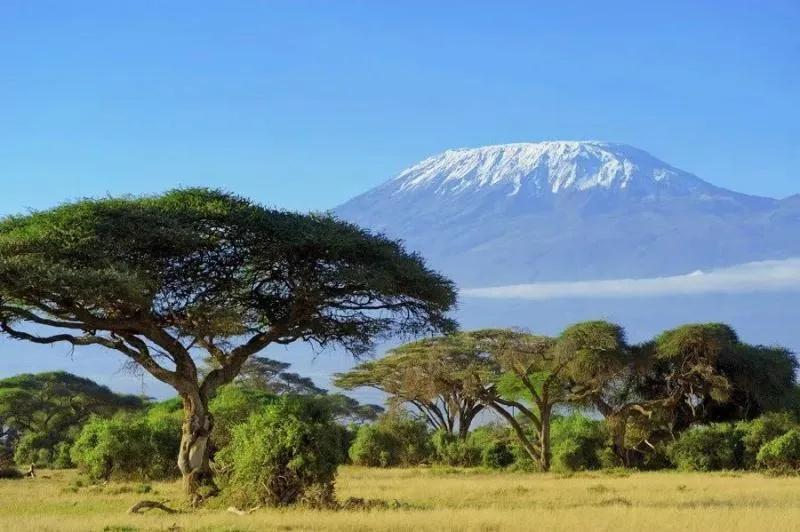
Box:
[738,412,797,468]
[0,372,143,466]
[667,423,742,471]
[550,413,608,473]
[335,334,489,439]
[473,329,565,471]
[206,356,327,395]
[348,413,431,467]
[71,412,182,481]
[0,189,456,498]
[215,396,345,508]
[757,429,800,472]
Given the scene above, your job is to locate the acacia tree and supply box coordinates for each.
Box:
[559,321,798,466]
[554,321,641,464]
[338,330,569,470]
[335,334,490,439]
[0,371,143,463]
[0,189,457,498]
[204,356,327,395]
[472,329,567,471]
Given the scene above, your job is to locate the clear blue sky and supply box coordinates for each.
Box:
[1,0,798,219]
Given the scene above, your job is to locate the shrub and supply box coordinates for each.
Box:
[431,430,482,467]
[349,413,431,467]
[757,429,800,472]
[551,414,608,472]
[738,413,797,468]
[668,423,742,471]
[216,396,345,508]
[466,424,516,469]
[349,424,402,467]
[52,441,74,469]
[481,439,516,469]
[70,413,181,481]
[208,385,276,451]
[12,431,63,468]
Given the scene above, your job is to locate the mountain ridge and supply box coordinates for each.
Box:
[389,141,715,197]
[335,141,800,286]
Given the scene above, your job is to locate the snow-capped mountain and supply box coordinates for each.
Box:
[335,141,800,286]
[390,141,713,197]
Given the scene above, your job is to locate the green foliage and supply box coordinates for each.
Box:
[70,412,181,481]
[349,424,401,467]
[335,333,492,437]
[0,372,143,467]
[349,414,431,467]
[737,412,797,468]
[668,424,742,471]
[756,429,800,472]
[216,396,345,508]
[321,393,384,425]
[208,385,276,451]
[205,356,327,396]
[481,439,516,469]
[718,345,799,419]
[550,414,609,472]
[465,424,516,469]
[431,430,482,467]
[558,321,629,384]
[0,188,457,359]
[0,189,456,494]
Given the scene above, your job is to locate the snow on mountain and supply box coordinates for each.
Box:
[391,141,710,196]
[335,141,800,286]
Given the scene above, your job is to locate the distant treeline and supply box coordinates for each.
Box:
[3,321,799,487]
[336,322,800,472]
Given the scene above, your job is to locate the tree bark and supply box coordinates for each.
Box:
[539,404,552,472]
[177,389,215,501]
[606,414,629,467]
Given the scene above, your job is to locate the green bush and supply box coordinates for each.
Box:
[756,429,800,472]
[52,441,74,469]
[551,414,608,472]
[466,424,516,469]
[481,439,516,469]
[70,413,181,481]
[431,430,481,467]
[12,431,75,469]
[216,396,345,508]
[738,413,797,468]
[349,424,402,467]
[349,413,431,468]
[208,385,276,451]
[668,423,742,471]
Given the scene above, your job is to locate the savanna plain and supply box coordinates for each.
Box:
[2,467,799,532]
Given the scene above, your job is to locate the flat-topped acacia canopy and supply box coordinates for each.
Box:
[0,188,457,498]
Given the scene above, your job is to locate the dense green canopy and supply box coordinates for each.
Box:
[0,371,144,466]
[0,188,457,497]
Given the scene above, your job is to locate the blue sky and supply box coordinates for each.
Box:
[1,0,799,219]
[1,1,799,398]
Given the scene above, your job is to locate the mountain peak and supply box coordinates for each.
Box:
[391,141,710,197]
[335,141,797,286]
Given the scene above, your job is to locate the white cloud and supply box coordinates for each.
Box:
[461,258,800,300]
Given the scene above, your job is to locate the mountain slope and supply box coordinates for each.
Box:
[335,142,800,286]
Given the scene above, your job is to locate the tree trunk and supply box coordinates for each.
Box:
[606,414,629,467]
[539,405,552,472]
[177,390,216,501]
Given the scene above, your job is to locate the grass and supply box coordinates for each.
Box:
[1,467,799,531]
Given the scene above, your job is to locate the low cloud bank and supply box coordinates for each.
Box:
[461,258,800,300]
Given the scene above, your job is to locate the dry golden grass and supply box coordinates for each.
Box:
[1,466,799,531]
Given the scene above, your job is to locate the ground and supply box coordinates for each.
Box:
[1,467,799,531]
